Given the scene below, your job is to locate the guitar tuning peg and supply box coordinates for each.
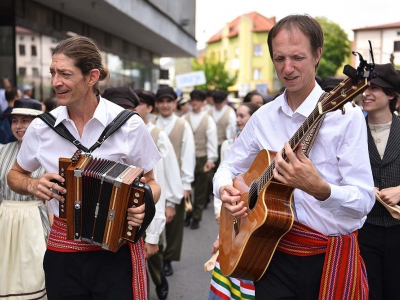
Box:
[341,107,346,115]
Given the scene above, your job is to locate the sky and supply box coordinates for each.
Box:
[195,0,400,50]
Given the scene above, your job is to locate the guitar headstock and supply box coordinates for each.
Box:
[319,41,376,114]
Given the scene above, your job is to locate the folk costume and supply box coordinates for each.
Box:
[0,142,49,300]
[154,114,195,262]
[184,109,218,224]
[214,84,375,299]
[17,97,161,299]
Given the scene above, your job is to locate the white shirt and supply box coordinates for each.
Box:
[145,122,183,244]
[213,84,375,236]
[155,114,195,191]
[17,96,161,216]
[185,110,219,163]
[209,105,237,141]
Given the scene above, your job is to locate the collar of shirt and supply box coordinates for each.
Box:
[279,82,323,118]
[53,96,108,127]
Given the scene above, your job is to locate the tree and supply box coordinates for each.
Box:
[191,57,237,91]
[316,17,351,78]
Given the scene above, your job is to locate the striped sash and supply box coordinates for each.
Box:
[209,257,255,300]
[277,221,368,300]
[47,216,147,300]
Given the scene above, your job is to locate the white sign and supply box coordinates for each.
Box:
[175,71,206,88]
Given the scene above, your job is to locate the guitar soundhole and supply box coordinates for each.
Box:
[248,185,258,210]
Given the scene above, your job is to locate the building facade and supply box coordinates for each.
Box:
[203,12,278,97]
[0,0,196,101]
[352,22,400,68]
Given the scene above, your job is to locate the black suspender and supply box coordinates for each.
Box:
[37,110,138,154]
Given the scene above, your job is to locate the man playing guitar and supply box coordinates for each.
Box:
[213,14,375,299]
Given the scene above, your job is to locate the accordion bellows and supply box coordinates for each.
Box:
[56,150,155,252]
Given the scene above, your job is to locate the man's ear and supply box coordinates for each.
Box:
[87,69,100,87]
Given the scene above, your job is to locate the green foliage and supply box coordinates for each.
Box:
[191,57,237,91]
[316,17,351,78]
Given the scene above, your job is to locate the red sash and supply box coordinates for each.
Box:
[47,216,147,300]
[277,221,368,300]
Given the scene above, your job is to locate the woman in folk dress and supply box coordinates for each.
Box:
[0,98,50,300]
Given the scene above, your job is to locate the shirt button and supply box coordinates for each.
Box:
[376,139,381,143]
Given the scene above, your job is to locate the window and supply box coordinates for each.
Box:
[253,68,262,80]
[31,45,37,56]
[31,36,35,42]
[32,67,39,76]
[19,44,26,56]
[394,41,400,52]
[18,67,26,76]
[254,44,262,57]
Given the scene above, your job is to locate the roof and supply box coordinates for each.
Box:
[353,22,400,32]
[207,11,276,43]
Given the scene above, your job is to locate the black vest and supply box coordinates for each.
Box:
[366,114,400,227]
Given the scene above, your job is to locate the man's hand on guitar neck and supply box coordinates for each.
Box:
[219,185,248,218]
[273,142,331,201]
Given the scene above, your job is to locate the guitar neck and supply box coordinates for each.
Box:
[257,106,322,191]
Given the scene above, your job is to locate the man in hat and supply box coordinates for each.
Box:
[183,89,218,229]
[104,86,182,300]
[154,86,195,276]
[207,90,237,207]
[358,63,400,300]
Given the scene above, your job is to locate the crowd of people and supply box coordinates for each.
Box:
[0,14,400,300]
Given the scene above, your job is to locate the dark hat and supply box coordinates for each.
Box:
[190,89,207,101]
[315,75,323,86]
[212,90,228,103]
[321,76,343,92]
[6,98,43,116]
[371,64,400,90]
[155,86,177,101]
[134,88,156,108]
[102,86,140,109]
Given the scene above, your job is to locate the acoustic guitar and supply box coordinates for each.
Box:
[219,48,376,281]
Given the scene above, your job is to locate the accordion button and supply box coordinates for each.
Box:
[134,199,139,204]
[61,209,64,212]
[61,168,64,172]
[135,192,140,197]
[128,225,133,230]
[127,231,132,236]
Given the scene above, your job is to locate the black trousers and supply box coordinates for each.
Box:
[43,246,133,300]
[255,250,324,300]
[358,222,400,300]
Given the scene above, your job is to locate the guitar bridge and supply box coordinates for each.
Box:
[233,218,239,235]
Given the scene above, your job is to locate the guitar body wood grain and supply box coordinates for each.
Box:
[219,149,295,281]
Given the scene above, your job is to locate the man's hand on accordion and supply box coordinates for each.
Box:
[33,173,66,202]
[127,203,145,226]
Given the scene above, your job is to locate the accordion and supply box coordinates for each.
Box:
[55,150,155,252]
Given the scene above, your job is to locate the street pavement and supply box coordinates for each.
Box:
[149,202,219,300]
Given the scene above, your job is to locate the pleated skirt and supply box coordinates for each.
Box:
[0,200,48,300]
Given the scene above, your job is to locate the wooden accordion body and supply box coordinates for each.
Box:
[57,151,152,252]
